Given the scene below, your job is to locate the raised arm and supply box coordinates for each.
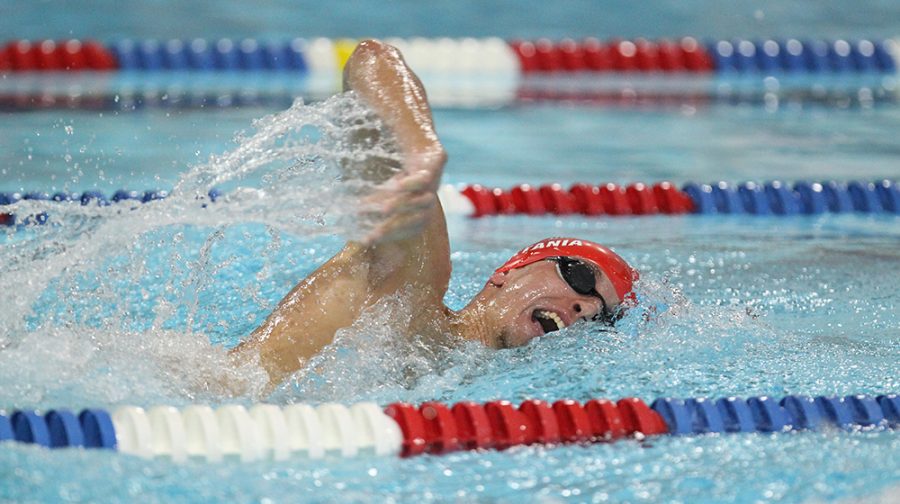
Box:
[342,40,451,309]
[233,40,451,387]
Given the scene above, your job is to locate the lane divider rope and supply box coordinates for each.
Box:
[454,179,899,217]
[2,180,897,228]
[1,394,897,462]
[2,37,897,75]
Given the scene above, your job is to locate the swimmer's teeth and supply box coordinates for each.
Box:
[538,310,565,330]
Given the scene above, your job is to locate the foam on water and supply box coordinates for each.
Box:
[0,92,406,407]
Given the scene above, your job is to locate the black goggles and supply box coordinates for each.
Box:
[550,257,615,325]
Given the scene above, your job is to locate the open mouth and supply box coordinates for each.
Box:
[532,309,566,334]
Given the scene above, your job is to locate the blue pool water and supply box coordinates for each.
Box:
[2,1,900,502]
[5,0,900,42]
[4,105,900,193]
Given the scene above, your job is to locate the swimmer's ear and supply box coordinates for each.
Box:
[488,270,508,287]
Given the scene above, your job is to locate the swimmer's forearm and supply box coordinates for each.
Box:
[343,40,450,284]
[233,246,373,386]
[343,40,442,156]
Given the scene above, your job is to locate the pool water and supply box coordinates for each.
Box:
[2,1,900,503]
[4,104,900,192]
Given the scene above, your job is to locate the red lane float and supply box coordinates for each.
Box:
[383,403,427,456]
[485,400,529,448]
[81,40,118,70]
[519,400,561,444]
[583,38,613,70]
[419,402,460,454]
[585,399,627,440]
[460,182,695,217]
[539,184,578,214]
[626,182,659,214]
[617,397,669,435]
[558,39,586,71]
[510,184,546,215]
[653,181,695,213]
[514,37,714,74]
[600,183,631,215]
[553,400,593,442]
[56,40,86,70]
[385,397,667,457]
[451,401,493,450]
[7,41,36,70]
[1,39,117,71]
[509,40,539,73]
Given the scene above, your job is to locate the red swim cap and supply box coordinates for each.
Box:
[494,237,638,302]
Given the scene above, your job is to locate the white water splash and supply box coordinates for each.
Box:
[271,289,494,405]
[0,93,404,407]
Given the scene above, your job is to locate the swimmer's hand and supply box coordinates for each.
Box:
[343,40,447,246]
[360,147,445,245]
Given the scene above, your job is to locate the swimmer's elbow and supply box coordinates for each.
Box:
[353,39,385,56]
[352,39,401,61]
[344,40,405,86]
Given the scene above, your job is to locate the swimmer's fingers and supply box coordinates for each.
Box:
[363,210,430,246]
[400,147,446,189]
[379,168,438,197]
[360,193,436,246]
[358,193,435,233]
[381,191,437,216]
[361,183,436,216]
[361,174,422,204]
[372,148,444,202]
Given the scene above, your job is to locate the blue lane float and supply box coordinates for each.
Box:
[78,409,117,449]
[877,180,900,212]
[823,181,855,213]
[11,410,51,447]
[716,396,757,433]
[816,396,856,427]
[780,396,821,430]
[46,409,85,448]
[649,394,899,435]
[686,398,725,433]
[846,395,885,426]
[737,182,771,215]
[110,38,310,72]
[847,181,884,213]
[0,413,12,442]
[682,179,899,215]
[880,396,900,423]
[747,396,791,432]
[707,38,897,74]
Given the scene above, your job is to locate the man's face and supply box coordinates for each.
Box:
[476,259,622,348]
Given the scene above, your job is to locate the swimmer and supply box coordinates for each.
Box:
[233,40,637,387]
